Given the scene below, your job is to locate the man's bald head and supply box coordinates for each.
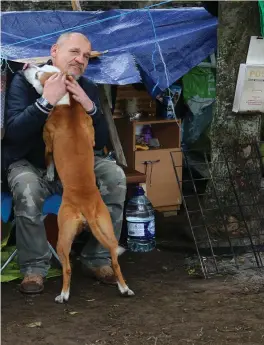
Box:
[50,32,92,78]
[56,32,91,46]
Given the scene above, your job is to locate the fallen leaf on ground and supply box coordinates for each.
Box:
[26,321,42,328]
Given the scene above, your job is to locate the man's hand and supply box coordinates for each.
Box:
[43,72,67,106]
[65,76,94,112]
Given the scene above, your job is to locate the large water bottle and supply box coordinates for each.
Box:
[126,186,155,252]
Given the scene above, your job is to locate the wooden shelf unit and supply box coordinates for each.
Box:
[115,116,182,211]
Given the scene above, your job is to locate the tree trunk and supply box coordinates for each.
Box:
[202,1,264,247]
[211,1,261,147]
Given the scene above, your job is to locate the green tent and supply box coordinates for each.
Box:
[259,1,264,35]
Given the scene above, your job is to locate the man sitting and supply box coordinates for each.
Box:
[2,32,126,294]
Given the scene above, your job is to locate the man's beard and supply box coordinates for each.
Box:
[73,74,81,80]
[67,72,81,80]
[68,64,83,80]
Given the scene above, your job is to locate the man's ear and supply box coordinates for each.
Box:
[50,44,58,58]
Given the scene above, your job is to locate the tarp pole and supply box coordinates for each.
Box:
[70,0,127,166]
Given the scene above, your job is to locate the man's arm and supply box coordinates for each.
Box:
[5,72,50,145]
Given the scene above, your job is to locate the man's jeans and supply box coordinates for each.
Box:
[7,157,127,277]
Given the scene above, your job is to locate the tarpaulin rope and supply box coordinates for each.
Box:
[1,6,217,93]
[1,0,198,122]
[2,0,173,49]
[148,9,178,121]
[148,10,165,96]
[0,0,174,97]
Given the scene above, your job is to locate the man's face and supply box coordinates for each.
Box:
[51,34,91,78]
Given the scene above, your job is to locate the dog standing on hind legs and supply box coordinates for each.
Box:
[23,64,134,302]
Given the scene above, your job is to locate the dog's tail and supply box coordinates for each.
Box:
[116,246,126,256]
[80,200,126,257]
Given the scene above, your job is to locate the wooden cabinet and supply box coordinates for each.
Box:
[115,116,182,211]
[135,149,182,208]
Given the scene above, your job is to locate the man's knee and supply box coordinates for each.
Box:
[97,160,126,184]
[96,160,127,198]
[7,164,47,218]
[12,183,45,218]
[108,163,126,185]
[104,163,126,190]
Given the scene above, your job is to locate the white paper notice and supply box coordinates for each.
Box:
[246,36,264,65]
[232,64,264,113]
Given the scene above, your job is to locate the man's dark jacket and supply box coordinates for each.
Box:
[2,67,109,172]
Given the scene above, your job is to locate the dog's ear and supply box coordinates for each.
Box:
[23,64,41,89]
[22,63,39,71]
[22,63,30,71]
[38,72,57,86]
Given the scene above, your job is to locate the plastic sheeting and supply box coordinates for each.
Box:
[182,66,216,146]
[1,8,217,96]
[259,1,264,36]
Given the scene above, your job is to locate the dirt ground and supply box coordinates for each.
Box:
[2,216,264,345]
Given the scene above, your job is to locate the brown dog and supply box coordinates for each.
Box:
[24,64,134,303]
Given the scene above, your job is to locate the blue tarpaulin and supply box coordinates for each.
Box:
[1,8,217,96]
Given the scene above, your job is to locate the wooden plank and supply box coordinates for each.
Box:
[114,118,134,168]
[98,85,127,166]
[70,0,126,167]
[155,206,180,213]
[13,50,107,64]
[133,117,180,125]
[71,0,82,11]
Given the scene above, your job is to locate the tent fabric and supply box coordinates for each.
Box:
[259,1,264,36]
[1,8,217,96]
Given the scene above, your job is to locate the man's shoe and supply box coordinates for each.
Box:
[19,274,44,294]
[83,265,117,285]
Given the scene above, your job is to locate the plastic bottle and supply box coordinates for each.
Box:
[126,186,155,252]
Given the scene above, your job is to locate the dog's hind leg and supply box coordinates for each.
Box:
[86,202,135,297]
[110,246,135,296]
[55,202,83,303]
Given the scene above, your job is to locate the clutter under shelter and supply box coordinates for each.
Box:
[1,7,217,280]
[1,7,217,205]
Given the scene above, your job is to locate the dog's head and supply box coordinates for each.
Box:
[23,64,61,95]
